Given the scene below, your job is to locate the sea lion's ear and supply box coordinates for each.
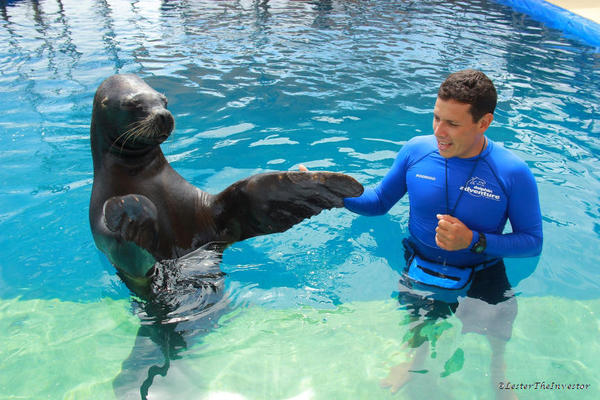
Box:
[101,96,109,108]
[212,171,363,243]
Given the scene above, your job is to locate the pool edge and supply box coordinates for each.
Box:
[494,0,600,48]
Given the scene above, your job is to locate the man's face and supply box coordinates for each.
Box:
[433,97,492,159]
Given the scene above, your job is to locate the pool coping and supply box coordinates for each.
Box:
[494,0,600,48]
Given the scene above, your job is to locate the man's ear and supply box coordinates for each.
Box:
[478,113,494,132]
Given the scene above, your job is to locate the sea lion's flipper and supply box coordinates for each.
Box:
[103,194,160,255]
[213,171,363,242]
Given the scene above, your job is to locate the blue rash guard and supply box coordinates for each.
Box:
[344,135,543,267]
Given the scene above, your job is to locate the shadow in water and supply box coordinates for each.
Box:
[112,245,231,400]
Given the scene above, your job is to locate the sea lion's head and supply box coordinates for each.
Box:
[91,74,175,158]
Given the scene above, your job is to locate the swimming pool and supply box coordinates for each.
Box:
[1,0,599,398]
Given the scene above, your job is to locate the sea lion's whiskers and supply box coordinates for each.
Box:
[121,121,147,151]
[111,115,158,153]
[112,122,140,153]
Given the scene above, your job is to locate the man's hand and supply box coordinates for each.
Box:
[435,214,473,251]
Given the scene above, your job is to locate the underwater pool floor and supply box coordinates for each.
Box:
[2,296,599,399]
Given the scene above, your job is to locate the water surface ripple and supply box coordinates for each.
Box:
[0,0,598,303]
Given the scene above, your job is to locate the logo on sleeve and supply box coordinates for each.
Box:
[416,174,436,181]
[460,177,501,201]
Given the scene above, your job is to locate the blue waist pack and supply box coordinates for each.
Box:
[406,254,474,290]
[401,238,497,291]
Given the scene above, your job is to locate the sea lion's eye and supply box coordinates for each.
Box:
[121,96,140,109]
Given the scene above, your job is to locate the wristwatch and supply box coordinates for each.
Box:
[470,232,486,254]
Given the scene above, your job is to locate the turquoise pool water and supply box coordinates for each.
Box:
[1,0,599,399]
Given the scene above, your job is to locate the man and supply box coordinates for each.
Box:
[344,70,543,396]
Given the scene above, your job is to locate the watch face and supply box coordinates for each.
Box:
[471,233,486,254]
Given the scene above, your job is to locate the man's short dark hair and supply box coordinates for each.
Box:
[438,70,497,122]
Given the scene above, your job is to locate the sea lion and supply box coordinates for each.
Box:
[89,74,363,294]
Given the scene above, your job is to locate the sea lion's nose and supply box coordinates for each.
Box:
[153,108,175,134]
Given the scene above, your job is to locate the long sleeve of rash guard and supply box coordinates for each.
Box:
[480,159,543,258]
[343,146,410,216]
